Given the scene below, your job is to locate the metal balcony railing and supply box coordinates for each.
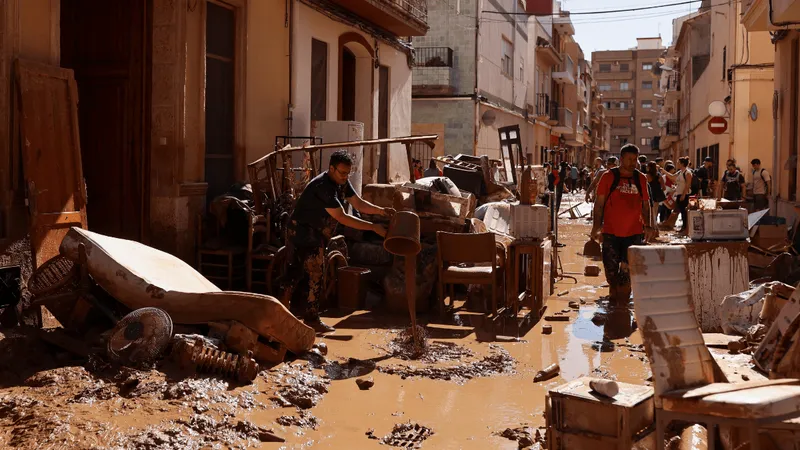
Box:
[549,100,559,122]
[666,119,679,136]
[415,47,453,67]
[536,93,550,117]
[389,0,428,24]
[666,73,681,92]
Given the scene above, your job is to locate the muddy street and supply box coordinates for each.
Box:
[0,199,654,449]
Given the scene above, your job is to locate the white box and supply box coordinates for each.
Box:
[689,208,749,241]
[511,204,549,239]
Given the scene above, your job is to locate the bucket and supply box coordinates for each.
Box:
[384,211,421,256]
[337,266,371,310]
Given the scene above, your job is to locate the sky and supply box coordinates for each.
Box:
[564,0,706,58]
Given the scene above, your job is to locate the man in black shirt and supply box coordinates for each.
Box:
[287,150,393,332]
[694,156,714,197]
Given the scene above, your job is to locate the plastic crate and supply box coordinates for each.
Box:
[511,204,549,239]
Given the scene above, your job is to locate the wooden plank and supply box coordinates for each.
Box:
[15,60,88,269]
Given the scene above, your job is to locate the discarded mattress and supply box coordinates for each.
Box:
[59,227,315,354]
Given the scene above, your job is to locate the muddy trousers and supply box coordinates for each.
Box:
[754,194,769,211]
[286,245,326,320]
[601,234,644,290]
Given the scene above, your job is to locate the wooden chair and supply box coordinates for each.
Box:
[436,232,505,316]
[246,212,278,294]
[196,213,248,290]
[629,244,800,450]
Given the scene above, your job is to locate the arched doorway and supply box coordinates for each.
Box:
[337,32,374,133]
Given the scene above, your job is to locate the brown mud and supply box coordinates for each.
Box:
[0,193,654,449]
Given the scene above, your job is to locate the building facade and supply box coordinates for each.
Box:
[0,0,427,262]
[742,0,800,218]
[592,38,664,159]
[411,1,583,166]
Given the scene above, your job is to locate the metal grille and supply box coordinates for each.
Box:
[415,47,453,67]
[409,141,434,166]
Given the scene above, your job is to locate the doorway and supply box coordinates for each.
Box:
[378,66,389,183]
[60,0,151,241]
[205,1,237,202]
[341,49,357,121]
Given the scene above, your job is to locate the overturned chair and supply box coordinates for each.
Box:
[628,244,800,450]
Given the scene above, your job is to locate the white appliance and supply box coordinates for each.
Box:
[484,203,549,239]
[688,208,749,241]
[313,121,365,195]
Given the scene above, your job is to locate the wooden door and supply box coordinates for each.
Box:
[60,0,148,241]
[378,66,389,183]
[15,60,88,268]
[205,1,236,201]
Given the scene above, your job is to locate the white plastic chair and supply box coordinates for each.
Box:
[628,244,800,450]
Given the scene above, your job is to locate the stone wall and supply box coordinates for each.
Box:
[412,99,475,156]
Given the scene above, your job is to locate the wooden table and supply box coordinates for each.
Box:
[506,237,552,319]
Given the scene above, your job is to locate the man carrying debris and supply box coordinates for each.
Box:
[751,159,771,211]
[286,150,394,333]
[591,144,654,305]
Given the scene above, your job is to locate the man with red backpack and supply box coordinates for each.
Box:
[591,144,655,305]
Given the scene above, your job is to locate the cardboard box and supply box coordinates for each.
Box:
[752,224,788,250]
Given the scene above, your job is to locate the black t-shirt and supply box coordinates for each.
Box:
[723,170,745,200]
[695,166,711,194]
[291,172,356,229]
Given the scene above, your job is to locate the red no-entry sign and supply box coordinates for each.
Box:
[708,117,728,135]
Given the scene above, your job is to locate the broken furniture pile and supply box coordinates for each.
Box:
[23,226,317,385]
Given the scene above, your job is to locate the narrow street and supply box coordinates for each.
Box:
[0,195,655,449]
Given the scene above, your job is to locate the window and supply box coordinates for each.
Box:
[599,84,611,91]
[620,82,629,91]
[311,39,328,121]
[619,101,628,110]
[641,119,652,128]
[642,62,653,71]
[501,37,513,77]
[620,138,629,146]
[642,100,653,109]
[604,102,611,109]
[620,63,629,72]
[599,63,611,73]
[642,81,653,90]
[722,46,727,80]
[641,137,652,146]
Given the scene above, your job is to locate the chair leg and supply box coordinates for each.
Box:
[749,424,760,450]
[228,254,233,290]
[437,281,445,318]
[491,281,497,317]
[656,412,666,450]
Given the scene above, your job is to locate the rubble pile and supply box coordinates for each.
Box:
[379,345,516,382]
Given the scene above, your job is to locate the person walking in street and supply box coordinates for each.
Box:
[557,162,568,213]
[662,156,692,235]
[586,157,617,203]
[659,163,677,223]
[645,161,666,237]
[751,159,772,211]
[424,158,442,178]
[286,150,393,332]
[591,144,654,305]
[570,163,579,193]
[722,159,746,201]
[694,156,714,197]
[638,155,648,173]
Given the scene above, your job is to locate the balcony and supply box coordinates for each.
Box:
[594,70,633,81]
[552,107,574,134]
[553,56,575,85]
[547,100,560,125]
[660,119,680,146]
[771,0,800,27]
[412,47,455,95]
[578,80,588,105]
[605,108,633,117]
[664,73,681,100]
[329,0,428,36]
[612,126,632,136]
[553,13,576,35]
[565,130,584,146]
[602,90,632,99]
[535,93,551,120]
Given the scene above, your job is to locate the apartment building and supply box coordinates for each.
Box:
[0,0,427,261]
[742,0,800,218]
[411,1,580,166]
[592,38,665,159]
